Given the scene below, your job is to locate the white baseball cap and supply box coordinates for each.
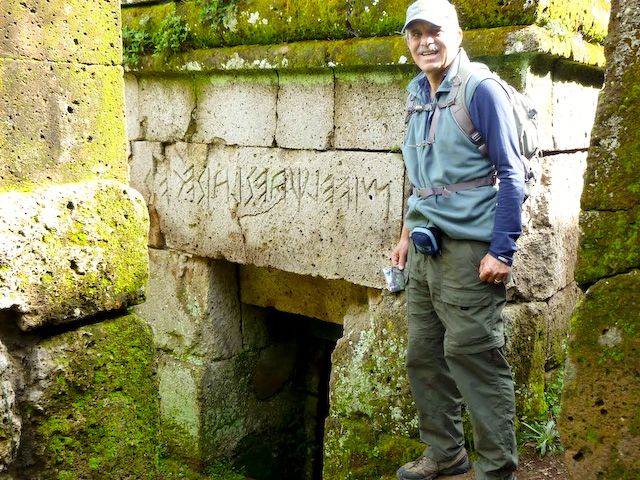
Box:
[402,0,460,32]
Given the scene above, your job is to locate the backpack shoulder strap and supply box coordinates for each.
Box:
[449,62,493,156]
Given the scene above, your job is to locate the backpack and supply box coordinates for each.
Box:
[406,62,541,201]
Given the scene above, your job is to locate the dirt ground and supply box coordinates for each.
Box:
[440,447,569,480]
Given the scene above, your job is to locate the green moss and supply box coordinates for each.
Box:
[28,315,159,479]
[121,0,608,52]
[159,417,202,468]
[0,60,127,192]
[20,183,149,326]
[125,25,604,75]
[576,208,640,287]
[581,64,640,208]
[505,305,548,424]
[560,271,640,476]
[323,417,424,480]
[578,56,640,285]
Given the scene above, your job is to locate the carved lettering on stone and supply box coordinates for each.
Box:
[157,160,393,222]
[135,142,404,288]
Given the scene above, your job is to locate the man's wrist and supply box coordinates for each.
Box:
[489,251,513,267]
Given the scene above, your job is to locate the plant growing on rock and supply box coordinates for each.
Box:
[197,0,246,29]
[123,15,153,67]
[152,14,192,57]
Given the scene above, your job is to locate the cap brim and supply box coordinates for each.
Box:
[402,18,443,33]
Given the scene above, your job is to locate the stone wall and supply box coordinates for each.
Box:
[122,1,607,478]
[0,0,156,478]
[559,0,640,477]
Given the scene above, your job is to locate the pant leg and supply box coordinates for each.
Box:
[429,237,517,479]
[405,244,465,462]
[445,348,517,480]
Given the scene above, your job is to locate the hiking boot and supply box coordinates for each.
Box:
[396,448,471,480]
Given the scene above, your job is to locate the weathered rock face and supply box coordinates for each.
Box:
[324,291,423,479]
[0,341,20,472]
[561,272,640,478]
[560,0,640,477]
[1,0,155,477]
[19,315,158,480]
[0,182,149,331]
[0,0,126,191]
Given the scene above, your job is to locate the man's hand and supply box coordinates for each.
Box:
[479,253,510,284]
[392,224,411,270]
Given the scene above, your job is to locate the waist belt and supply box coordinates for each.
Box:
[412,174,496,199]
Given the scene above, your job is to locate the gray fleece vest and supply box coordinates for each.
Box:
[402,49,497,242]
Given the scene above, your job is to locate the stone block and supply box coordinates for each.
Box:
[193,72,278,147]
[324,290,422,479]
[0,0,121,65]
[131,142,405,289]
[545,282,583,366]
[561,270,640,479]
[502,302,547,422]
[524,68,554,153]
[275,71,334,150]
[122,0,609,52]
[0,59,127,190]
[240,304,270,350]
[0,181,149,331]
[134,248,242,362]
[129,141,163,202]
[158,355,205,463]
[137,76,196,142]
[577,208,640,286]
[510,152,586,301]
[239,265,368,324]
[19,314,158,480]
[334,69,408,151]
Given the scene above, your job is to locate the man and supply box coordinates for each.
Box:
[391,1,524,479]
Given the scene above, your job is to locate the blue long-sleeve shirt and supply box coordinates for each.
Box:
[469,79,524,265]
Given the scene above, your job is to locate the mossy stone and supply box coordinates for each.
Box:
[560,270,640,478]
[20,314,159,479]
[121,0,609,51]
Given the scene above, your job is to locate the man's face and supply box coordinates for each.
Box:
[405,20,462,76]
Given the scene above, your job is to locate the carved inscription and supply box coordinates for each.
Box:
[158,162,394,221]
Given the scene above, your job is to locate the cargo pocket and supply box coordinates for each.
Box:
[439,286,496,352]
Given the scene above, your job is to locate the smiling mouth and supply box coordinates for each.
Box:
[417,47,438,56]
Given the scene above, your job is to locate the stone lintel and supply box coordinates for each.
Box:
[122,0,609,51]
[127,26,605,75]
[129,142,405,290]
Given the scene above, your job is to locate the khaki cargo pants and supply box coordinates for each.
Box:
[405,234,517,480]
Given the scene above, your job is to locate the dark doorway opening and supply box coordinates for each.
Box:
[234,308,343,480]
